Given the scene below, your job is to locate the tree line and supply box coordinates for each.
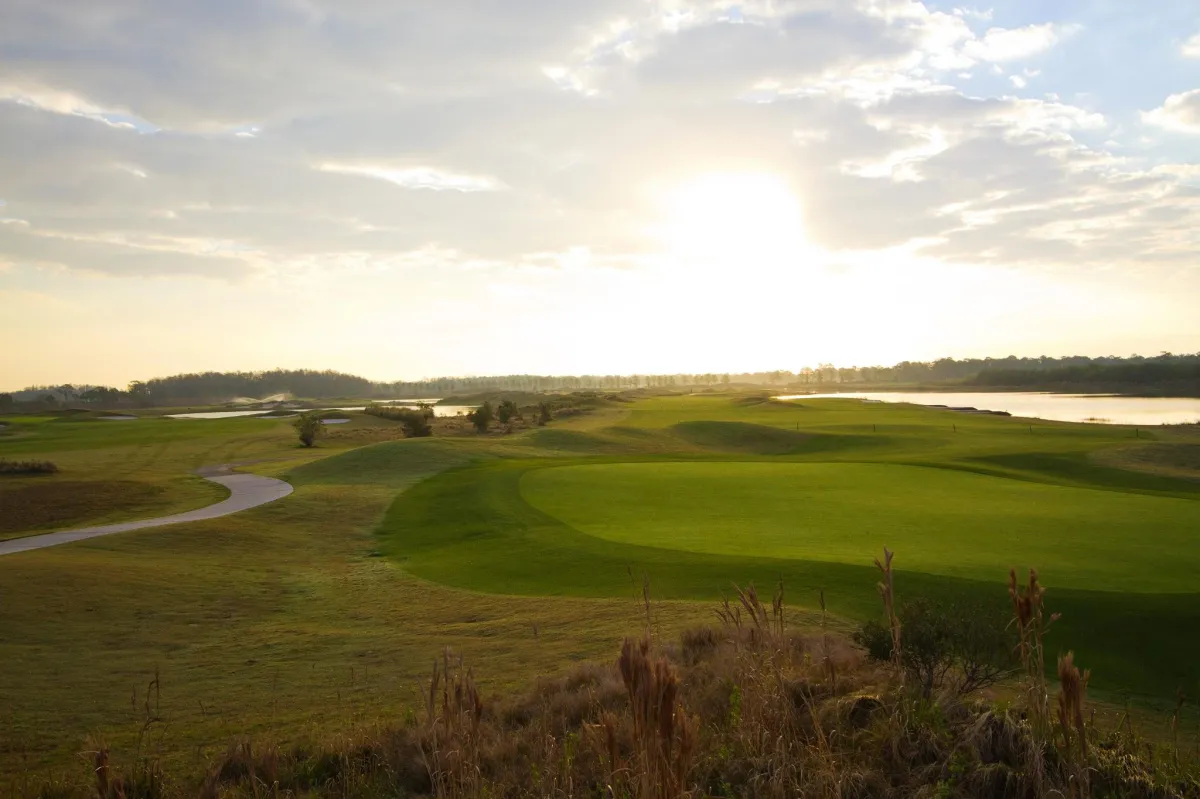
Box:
[4,352,1198,410]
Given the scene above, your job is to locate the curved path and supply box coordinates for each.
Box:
[0,473,293,557]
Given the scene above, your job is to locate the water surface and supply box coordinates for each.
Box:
[776,392,1200,426]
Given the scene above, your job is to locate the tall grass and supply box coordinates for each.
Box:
[16,556,1200,798]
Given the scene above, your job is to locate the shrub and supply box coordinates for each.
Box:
[469,402,494,433]
[537,401,552,426]
[293,413,324,448]
[394,408,433,438]
[497,399,519,424]
[854,597,1016,698]
[0,458,60,475]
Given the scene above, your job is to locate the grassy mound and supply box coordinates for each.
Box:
[287,438,470,487]
[1097,442,1200,482]
[526,428,633,455]
[671,420,814,454]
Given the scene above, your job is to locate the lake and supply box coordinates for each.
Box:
[776,392,1200,426]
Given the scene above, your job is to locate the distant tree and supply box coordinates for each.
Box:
[497,399,519,424]
[537,401,553,426]
[721,374,731,386]
[55,384,77,404]
[0,393,12,410]
[126,381,152,406]
[470,401,494,433]
[293,412,324,448]
[37,393,59,408]
[395,408,433,438]
[79,386,123,406]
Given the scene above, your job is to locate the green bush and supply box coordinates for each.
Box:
[497,399,519,424]
[470,402,494,433]
[854,597,1016,698]
[394,408,433,438]
[293,413,324,448]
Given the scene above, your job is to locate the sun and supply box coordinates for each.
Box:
[657,173,809,270]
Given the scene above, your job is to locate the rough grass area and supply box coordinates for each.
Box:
[0,480,166,536]
[0,411,399,535]
[1095,442,1200,481]
[29,616,1200,798]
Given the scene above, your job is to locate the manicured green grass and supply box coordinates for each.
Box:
[377,395,1200,698]
[521,461,1200,592]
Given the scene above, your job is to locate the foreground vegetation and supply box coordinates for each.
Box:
[1,391,1198,793]
[20,574,1200,798]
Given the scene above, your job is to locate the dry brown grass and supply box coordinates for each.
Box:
[11,567,1200,798]
[0,479,165,535]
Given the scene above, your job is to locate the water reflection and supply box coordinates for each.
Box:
[776,392,1200,426]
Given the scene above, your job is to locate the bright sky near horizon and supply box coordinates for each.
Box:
[2,1,1199,388]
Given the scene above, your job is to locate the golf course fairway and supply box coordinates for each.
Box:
[377,394,1200,698]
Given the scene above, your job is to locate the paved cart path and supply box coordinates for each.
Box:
[0,472,292,556]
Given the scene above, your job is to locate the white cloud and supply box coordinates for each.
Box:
[0,0,1192,287]
[1143,89,1200,133]
[1183,33,1200,58]
[963,23,1067,62]
[317,164,503,192]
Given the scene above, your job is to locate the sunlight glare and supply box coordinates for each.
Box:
[658,173,810,271]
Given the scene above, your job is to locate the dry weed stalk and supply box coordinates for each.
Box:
[618,637,698,799]
[819,588,836,689]
[1008,568,1059,739]
[420,649,484,799]
[874,548,902,682]
[1056,652,1090,759]
[1171,686,1186,767]
[586,710,623,797]
[1056,651,1091,797]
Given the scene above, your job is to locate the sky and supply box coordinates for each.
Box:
[1,1,1199,388]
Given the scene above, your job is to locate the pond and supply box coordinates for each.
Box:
[164,410,279,419]
[775,392,1200,426]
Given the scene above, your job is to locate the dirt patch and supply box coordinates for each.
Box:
[0,480,166,535]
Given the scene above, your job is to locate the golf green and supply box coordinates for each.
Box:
[521,462,1200,593]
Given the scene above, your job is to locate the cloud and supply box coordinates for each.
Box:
[962,23,1067,62]
[0,0,1195,290]
[1144,89,1200,133]
[1184,33,1200,58]
[317,164,503,192]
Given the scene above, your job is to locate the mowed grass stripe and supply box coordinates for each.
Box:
[519,461,1200,593]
